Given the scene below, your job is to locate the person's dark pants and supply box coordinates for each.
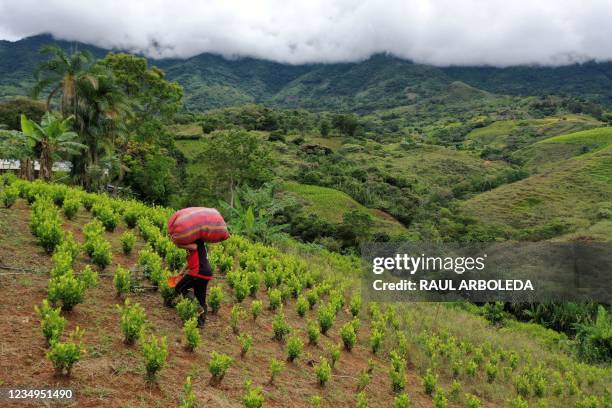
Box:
[175,275,209,309]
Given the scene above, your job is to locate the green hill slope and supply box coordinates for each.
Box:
[461,129,612,239]
[281,182,408,237]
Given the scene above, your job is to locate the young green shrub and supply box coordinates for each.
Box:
[370,329,383,354]
[393,394,412,408]
[231,304,245,334]
[80,265,99,289]
[50,249,73,278]
[423,369,438,395]
[246,271,261,297]
[209,351,233,385]
[272,310,291,341]
[234,274,250,303]
[356,370,371,391]
[35,299,65,346]
[141,334,168,381]
[449,380,462,402]
[349,294,362,317]
[433,390,448,408]
[62,197,80,220]
[183,317,201,352]
[317,303,335,335]
[310,395,322,408]
[47,271,86,311]
[483,302,506,326]
[242,380,264,408]
[269,358,284,384]
[239,333,253,357]
[91,238,112,269]
[315,357,331,386]
[117,298,146,345]
[329,343,341,368]
[176,297,200,323]
[389,351,406,393]
[56,232,81,263]
[306,289,318,309]
[165,246,187,272]
[159,271,177,307]
[37,218,63,253]
[296,295,308,317]
[341,322,357,351]
[357,391,367,408]
[208,286,223,314]
[179,376,197,408]
[466,360,478,376]
[507,396,529,408]
[46,327,85,376]
[113,266,132,297]
[286,335,304,362]
[465,394,482,408]
[83,219,105,255]
[485,361,498,383]
[120,231,136,255]
[1,186,18,208]
[93,203,119,231]
[250,299,262,321]
[307,319,320,345]
[268,288,282,310]
[515,374,531,397]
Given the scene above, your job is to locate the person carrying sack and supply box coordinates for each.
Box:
[175,239,213,327]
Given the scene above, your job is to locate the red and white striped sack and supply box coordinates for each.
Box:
[167,207,230,245]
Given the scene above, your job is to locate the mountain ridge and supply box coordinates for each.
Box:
[2,34,612,111]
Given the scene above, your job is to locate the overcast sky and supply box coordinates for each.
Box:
[0,0,611,66]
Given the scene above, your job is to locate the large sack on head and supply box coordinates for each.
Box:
[167,207,230,245]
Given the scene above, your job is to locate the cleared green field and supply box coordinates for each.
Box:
[462,132,612,238]
[519,126,612,171]
[346,143,512,192]
[281,181,408,236]
[466,114,602,150]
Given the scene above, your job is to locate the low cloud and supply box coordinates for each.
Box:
[1,0,611,66]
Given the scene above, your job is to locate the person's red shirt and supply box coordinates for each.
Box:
[186,248,213,280]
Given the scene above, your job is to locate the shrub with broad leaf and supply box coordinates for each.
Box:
[117,298,146,345]
[35,299,65,346]
[176,297,200,323]
[141,334,168,381]
[120,231,136,255]
[315,357,331,386]
[46,327,85,377]
[183,317,201,351]
[209,351,233,384]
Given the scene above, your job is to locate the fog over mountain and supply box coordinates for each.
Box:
[1,0,611,66]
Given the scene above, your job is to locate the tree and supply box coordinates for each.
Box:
[193,130,273,207]
[97,53,183,145]
[67,65,132,189]
[32,45,95,115]
[0,128,35,180]
[332,114,359,137]
[20,112,86,180]
[0,98,46,130]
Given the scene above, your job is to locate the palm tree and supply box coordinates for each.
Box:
[20,112,86,180]
[72,66,132,187]
[32,45,95,115]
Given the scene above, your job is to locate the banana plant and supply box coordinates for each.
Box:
[21,112,86,180]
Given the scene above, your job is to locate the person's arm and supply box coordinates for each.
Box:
[178,243,197,251]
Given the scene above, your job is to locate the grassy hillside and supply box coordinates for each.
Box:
[281,182,408,237]
[1,180,610,407]
[461,130,612,239]
[465,114,603,151]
